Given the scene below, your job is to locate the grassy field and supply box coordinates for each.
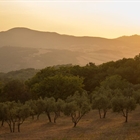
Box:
[0,107,140,140]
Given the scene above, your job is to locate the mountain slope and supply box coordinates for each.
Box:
[0,27,140,72]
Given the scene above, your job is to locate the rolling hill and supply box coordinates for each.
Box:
[0,27,140,72]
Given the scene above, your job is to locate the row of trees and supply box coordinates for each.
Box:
[1,80,140,133]
[1,55,140,132]
[0,101,31,132]
[0,92,90,132]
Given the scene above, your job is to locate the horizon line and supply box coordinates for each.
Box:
[0,27,139,39]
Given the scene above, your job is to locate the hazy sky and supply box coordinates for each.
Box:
[0,0,140,38]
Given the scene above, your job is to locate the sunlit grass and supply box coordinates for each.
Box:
[0,107,140,139]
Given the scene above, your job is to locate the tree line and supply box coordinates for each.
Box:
[1,54,140,132]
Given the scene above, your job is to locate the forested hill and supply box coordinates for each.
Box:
[1,54,140,133]
[0,27,140,72]
[0,68,38,82]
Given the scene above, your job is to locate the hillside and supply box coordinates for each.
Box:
[0,109,140,140]
[0,27,140,72]
[0,68,38,82]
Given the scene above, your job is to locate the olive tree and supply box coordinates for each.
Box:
[25,99,37,120]
[53,98,65,123]
[64,91,91,127]
[112,95,136,122]
[35,97,46,120]
[16,102,32,132]
[44,97,56,123]
[0,101,32,132]
[2,101,17,132]
[91,87,112,119]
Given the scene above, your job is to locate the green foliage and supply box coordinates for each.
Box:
[122,87,134,98]
[44,97,56,113]
[44,97,56,122]
[35,97,46,120]
[16,102,32,132]
[25,99,38,120]
[16,103,31,120]
[0,101,32,132]
[70,64,99,92]
[112,95,136,122]
[28,72,84,100]
[133,89,140,104]
[0,68,38,82]
[53,98,65,123]
[54,98,65,112]
[64,101,77,116]
[100,75,130,90]
[2,79,30,102]
[91,87,112,118]
[64,91,91,127]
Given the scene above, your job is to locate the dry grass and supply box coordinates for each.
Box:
[1,107,140,140]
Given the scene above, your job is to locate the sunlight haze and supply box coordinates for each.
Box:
[0,0,140,38]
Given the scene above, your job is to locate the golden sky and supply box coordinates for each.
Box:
[0,0,140,38]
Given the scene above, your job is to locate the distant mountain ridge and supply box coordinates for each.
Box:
[0,27,140,72]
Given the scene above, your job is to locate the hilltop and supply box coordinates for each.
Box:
[0,27,140,72]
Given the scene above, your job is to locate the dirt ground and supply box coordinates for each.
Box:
[0,107,140,140]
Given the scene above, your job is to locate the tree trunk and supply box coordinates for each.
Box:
[1,120,4,126]
[6,120,12,133]
[37,114,40,120]
[18,124,21,132]
[73,122,77,127]
[17,119,24,132]
[125,111,128,123]
[98,109,102,119]
[54,112,57,123]
[46,112,52,122]
[12,122,15,133]
[32,115,34,120]
[122,110,128,123]
[72,113,84,128]
[8,122,12,133]
[103,110,107,118]
[58,111,61,117]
